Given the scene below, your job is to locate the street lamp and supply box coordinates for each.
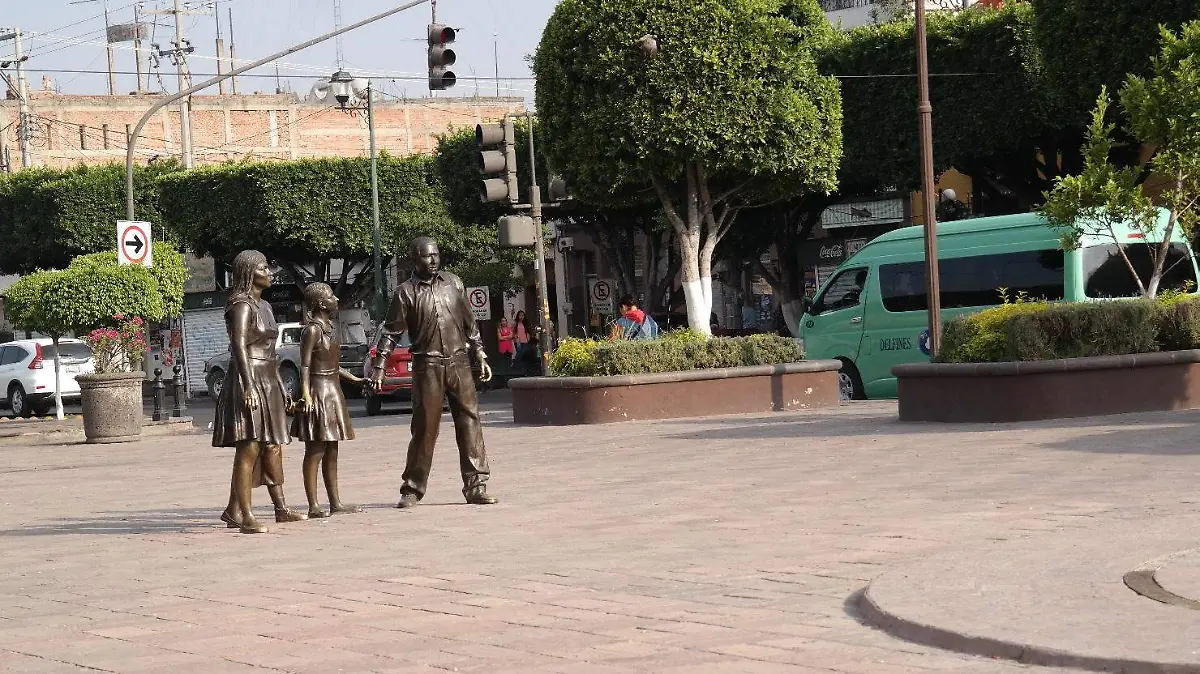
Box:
[914,0,944,358]
[328,70,387,322]
[328,69,355,107]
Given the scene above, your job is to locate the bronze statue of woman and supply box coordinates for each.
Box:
[214,249,307,534]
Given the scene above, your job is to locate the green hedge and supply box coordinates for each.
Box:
[0,162,181,275]
[550,332,803,377]
[938,297,1200,363]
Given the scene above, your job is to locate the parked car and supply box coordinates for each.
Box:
[362,333,413,416]
[203,322,305,400]
[0,338,95,417]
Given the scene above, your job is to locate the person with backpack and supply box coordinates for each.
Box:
[610,295,660,340]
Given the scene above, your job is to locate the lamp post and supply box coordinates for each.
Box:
[125,0,430,220]
[914,0,943,358]
[329,71,387,321]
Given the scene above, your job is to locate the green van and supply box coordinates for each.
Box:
[798,208,1200,401]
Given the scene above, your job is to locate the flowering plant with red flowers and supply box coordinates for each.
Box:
[83,314,148,373]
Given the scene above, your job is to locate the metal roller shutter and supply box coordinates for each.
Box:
[182,308,227,397]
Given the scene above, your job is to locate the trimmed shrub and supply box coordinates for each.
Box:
[1004,301,1158,361]
[938,297,1200,363]
[1157,299,1200,351]
[549,334,803,377]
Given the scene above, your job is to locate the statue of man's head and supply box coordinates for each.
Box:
[410,237,440,281]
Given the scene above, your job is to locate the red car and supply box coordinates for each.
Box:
[362,334,413,416]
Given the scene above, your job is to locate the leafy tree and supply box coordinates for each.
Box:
[1032,0,1199,130]
[4,250,175,419]
[534,0,843,335]
[3,271,72,418]
[820,3,1045,199]
[1041,23,1200,299]
[0,162,181,275]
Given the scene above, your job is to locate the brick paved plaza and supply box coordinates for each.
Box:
[3,400,1198,673]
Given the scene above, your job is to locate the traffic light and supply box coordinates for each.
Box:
[476,119,519,204]
[498,215,537,248]
[427,23,456,91]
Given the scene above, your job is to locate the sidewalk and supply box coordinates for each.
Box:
[4,401,1198,673]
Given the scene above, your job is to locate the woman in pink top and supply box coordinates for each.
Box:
[512,310,529,363]
[497,317,515,359]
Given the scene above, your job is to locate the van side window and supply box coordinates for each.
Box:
[879,249,1065,312]
[813,267,868,314]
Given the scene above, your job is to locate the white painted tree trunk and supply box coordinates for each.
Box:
[678,233,711,336]
[780,299,803,338]
[52,336,64,420]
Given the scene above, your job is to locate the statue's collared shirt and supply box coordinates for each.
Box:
[378,271,484,358]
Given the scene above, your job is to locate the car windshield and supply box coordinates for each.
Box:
[1083,242,1198,298]
[43,342,93,362]
[280,327,303,345]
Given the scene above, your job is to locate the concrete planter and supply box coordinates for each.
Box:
[76,372,145,443]
[894,350,1200,423]
[510,360,842,425]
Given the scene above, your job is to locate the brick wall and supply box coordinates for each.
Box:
[0,92,525,168]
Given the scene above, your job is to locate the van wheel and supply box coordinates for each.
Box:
[837,360,865,402]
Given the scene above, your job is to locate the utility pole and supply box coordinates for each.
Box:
[104,1,116,94]
[172,0,193,167]
[493,34,499,97]
[0,28,32,168]
[148,0,207,167]
[214,0,226,95]
[525,113,552,371]
[15,29,28,168]
[133,3,146,93]
[227,7,238,94]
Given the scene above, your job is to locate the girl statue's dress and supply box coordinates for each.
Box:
[290,321,354,443]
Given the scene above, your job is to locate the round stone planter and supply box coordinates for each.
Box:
[76,372,145,443]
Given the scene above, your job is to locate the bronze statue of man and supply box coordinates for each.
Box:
[369,237,498,508]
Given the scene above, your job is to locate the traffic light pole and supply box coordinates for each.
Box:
[524,112,551,376]
[367,83,386,321]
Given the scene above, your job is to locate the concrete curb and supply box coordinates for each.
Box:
[858,572,1200,674]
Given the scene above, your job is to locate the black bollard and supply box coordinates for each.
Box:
[171,364,187,418]
[152,368,166,422]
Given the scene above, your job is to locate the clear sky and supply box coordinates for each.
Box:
[2,0,559,102]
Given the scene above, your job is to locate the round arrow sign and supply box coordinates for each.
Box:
[121,224,149,264]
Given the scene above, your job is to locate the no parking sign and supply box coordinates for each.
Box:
[467,286,491,320]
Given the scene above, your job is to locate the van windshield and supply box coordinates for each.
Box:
[1083,242,1198,298]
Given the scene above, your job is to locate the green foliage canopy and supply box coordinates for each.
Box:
[1032,0,1199,128]
[819,3,1044,191]
[533,0,843,206]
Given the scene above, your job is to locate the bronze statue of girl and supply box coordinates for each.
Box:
[292,282,364,518]
[214,250,307,534]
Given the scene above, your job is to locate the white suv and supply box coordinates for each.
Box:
[0,338,95,417]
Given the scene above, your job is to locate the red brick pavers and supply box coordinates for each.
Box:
[4,401,1194,673]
